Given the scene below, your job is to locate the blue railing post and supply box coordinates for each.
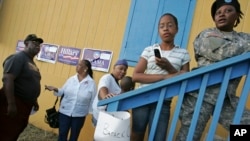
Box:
[206,67,232,141]
[98,52,250,141]
[167,80,188,141]
[148,87,167,141]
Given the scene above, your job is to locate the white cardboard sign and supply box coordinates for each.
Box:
[94,111,131,141]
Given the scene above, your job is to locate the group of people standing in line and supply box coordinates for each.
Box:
[1,0,250,141]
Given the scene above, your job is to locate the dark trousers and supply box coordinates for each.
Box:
[0,90,33,141]
[58,113,86,141]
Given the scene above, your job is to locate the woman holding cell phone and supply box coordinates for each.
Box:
[131,13,190,141]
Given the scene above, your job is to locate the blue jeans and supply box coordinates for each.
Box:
[58,113,86,141]
[132,100,171,141]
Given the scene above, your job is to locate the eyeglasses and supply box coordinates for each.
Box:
[159,23,175,29]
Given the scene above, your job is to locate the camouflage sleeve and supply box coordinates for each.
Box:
[211,32,250,58]
[193,31,225,62]
[193,30,250,61]
[238,32,250,53]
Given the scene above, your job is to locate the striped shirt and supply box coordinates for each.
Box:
[139,44,190,88]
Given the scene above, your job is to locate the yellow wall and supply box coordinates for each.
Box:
[0,0,250,140]
[0,0,132,140]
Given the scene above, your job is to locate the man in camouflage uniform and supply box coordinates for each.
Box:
[176,0,250,140]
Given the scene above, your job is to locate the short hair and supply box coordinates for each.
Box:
[120,76,135,92]
[159,13,179,30]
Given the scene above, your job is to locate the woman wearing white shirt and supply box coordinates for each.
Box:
[45,59,96,141]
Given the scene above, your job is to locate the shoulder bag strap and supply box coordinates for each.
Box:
[53,97,58,107]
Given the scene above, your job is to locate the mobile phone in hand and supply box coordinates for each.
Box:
[154,48,161,58]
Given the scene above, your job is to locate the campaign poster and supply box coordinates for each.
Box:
[57,46,81,66]
[37,43,59,64]
[82,48,113,72]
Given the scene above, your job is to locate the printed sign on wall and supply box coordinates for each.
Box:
[16,40,25,52]
[57,46,81,66]
[37,43,59,64]
[82,48,113,72]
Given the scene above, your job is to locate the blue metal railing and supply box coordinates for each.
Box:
[98,52,250,141]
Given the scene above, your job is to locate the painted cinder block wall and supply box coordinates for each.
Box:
[0,0,249,140]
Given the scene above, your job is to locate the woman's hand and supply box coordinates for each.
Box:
[104,93,117,99]
[155,57,178,73]
[163,71,187,80]
[45,85,57,92]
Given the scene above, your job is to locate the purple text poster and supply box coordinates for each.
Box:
[57,46,81,66]
[82,48,113,72]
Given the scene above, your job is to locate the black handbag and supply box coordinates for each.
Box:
[44,97,60,128]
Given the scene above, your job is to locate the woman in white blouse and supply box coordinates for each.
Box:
[45,59,96,141]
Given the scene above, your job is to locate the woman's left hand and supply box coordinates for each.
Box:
[156,57,178,73]
[45,85,57,92]
[104,93,117,99]
[155,57,168,69]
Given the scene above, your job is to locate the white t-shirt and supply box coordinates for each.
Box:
[92,74,121,120]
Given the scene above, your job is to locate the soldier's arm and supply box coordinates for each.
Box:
[194,33,226,62]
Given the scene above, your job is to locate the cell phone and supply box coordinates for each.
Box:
[154,48,161,58]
